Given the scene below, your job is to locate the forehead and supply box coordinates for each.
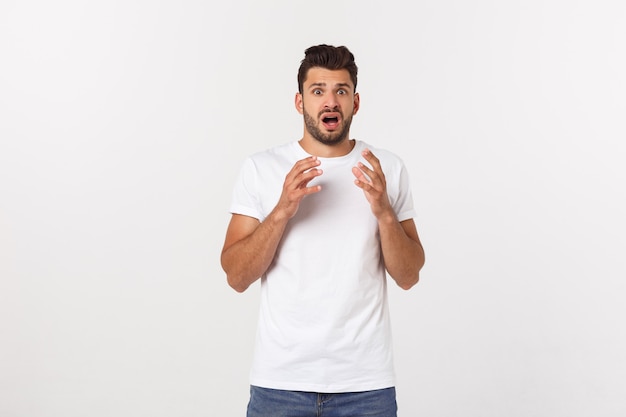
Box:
[303,67,353,89]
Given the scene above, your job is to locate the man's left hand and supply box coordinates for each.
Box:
[352,148,395,220]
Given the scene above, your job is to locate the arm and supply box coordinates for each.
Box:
[221,156,323,292]
[378,217,424,290]
[352,149,425,290]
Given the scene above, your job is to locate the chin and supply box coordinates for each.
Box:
[316,135,347,146]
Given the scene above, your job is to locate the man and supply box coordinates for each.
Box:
[221,44,425,417]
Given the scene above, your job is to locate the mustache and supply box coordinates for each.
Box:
[319,108,342,117]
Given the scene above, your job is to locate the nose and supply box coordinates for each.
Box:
[324,94,339,110]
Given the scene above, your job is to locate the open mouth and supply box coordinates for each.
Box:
[321,114,340,129]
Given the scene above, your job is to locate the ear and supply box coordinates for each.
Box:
[295,93,304,114]
[352,92,360,115]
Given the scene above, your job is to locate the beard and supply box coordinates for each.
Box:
[303,107,353,146]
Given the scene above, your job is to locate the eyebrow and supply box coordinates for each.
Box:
[308,82,352,90]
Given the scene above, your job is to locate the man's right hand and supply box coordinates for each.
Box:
[221,156,323,292]
[274,156,323,221]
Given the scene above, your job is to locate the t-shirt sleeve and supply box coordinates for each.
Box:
[229,157,264,221]
[393,160,417,222]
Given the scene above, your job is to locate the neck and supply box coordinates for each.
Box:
[298,136,355,158]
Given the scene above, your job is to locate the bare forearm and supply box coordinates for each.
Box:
[221,211,289,292]
[222,156,323,293]
[378,216,425,290]
[352,149,424,289]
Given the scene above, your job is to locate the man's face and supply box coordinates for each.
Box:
[296,67,360,146]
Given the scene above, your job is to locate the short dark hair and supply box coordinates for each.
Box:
[297,44,358,94]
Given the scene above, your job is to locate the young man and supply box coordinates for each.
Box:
[221,44,425,417]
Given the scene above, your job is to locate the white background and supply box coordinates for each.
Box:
[1,1,625,416]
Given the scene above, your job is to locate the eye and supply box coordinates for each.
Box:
[313,89,323,95]
[337,89,347,95]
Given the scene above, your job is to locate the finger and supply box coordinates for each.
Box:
[301,183,322,195]
[353,178,373,193]
[286,156,321,183]
[362,149,382,171]
[292,156,321,175]
[296,167,323,188]
[352,166,372,187]
[285,177,321,202]
[291,160,324,192]
[291,176,322,200]
[359,149,386,187]
[355,161,375,182]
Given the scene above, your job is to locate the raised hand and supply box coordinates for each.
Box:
[352,149,394,220]
[275,156,323,220]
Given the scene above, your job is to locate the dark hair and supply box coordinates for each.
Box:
[297,44,358,94]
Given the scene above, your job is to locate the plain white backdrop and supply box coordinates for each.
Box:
[1,1,625,416]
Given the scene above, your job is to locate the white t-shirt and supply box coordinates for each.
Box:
[229,140,416,393]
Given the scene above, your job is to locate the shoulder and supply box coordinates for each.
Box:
[246,141,300,165]
[238,141,301,182]
[249,141,299,159]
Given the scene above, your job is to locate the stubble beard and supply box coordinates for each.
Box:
[303,107,353,146]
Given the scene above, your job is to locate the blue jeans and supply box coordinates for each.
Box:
[246,385,397,417]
